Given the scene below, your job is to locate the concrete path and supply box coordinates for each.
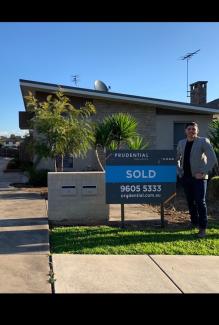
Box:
[52,255,181,293]
[0,187,51,292]
[0,157,51,293]
[0,255,51,293]
[0,190,49,254]
[52,254,219,293]
[151,255,219,293]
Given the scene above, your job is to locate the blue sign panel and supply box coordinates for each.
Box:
[105,150,176,204]
[105,165,176,183]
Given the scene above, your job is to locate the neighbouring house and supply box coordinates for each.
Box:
[3,140,20,148]
[0,135,22,158]
[19,79,219,171]
[0,135,21,149]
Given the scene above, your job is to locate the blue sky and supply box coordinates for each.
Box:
[0,22,219,136]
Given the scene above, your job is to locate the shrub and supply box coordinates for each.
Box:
[208,176,219,200]
[28,168,48,187]
[6,158,34,171]
[20,161,33,172]
[6,158,21,169]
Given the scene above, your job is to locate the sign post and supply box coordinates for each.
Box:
[105,150,176,227]
[160,203,165,228]
[121,204,125,228]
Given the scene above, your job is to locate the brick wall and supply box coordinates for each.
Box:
[93,99,157,149]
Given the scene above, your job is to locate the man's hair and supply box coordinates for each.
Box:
[185,121,198,129]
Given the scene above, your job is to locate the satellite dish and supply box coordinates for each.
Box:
[94,80,108,92]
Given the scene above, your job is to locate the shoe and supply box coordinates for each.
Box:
[197,229,206,238]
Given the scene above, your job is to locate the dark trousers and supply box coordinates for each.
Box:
[180,176,208,229]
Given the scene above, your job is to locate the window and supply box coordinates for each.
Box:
[173,122,187,149]
[63,155,73,168]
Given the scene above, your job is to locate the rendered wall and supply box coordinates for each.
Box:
[155,115,212,149]
[48,172,109,225]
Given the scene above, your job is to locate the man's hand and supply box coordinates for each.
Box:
[195,173,205,179]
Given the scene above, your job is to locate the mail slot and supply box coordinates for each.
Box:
[61,185,76,196]
[82,185,97,195]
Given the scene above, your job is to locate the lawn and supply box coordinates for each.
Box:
[50,220,219,255]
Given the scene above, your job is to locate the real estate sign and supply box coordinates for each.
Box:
[105,150,176,204]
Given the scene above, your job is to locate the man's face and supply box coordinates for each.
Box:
[185,125,198,138]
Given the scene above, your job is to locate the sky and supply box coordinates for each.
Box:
[0,22,219,136]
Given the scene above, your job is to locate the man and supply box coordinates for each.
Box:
[176,121,218,238]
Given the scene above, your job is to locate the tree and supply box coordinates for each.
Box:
[94,112,149,170]
[19,132,34,162]
[25,89,96,172]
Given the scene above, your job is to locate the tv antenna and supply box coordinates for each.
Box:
[72,74,80,87]
[180,49,200,100]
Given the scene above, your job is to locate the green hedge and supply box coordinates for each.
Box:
[28,168,48,187]
[6,158,33,171]
[6,158,20,169]
[208,176,219,200]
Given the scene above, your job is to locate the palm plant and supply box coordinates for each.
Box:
[105,113,138,148]
[127,135,149,150]
[93,112,149,170]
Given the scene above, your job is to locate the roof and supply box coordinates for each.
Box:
[190,81,208,86]
[19,79,219,115]
[206,98,219,109]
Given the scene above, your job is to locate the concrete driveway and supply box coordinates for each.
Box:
[0,157,51,292]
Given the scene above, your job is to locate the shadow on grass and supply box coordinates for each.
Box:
[50,218,219,235]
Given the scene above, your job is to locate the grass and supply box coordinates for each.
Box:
[50,220,219,255]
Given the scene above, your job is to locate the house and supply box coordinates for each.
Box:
[3,140,20,148]
[0,135,21,148]
[19,79,219,171]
